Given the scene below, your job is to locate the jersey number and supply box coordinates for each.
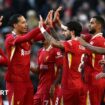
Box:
[78,54,85,72]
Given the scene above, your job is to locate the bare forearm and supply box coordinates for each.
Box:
[41,28,64,49]
[85,44,105,54]
[50,28,60,41]
[53,68,62,86]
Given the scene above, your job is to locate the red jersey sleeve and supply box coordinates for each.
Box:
[33,27,51,42]
[13,27,41,45]
[82,33,92,42]
[61,40,74,53]
[13,25,50,45]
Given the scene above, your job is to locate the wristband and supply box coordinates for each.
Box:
[61,24,68,30]
[40,27,46,33]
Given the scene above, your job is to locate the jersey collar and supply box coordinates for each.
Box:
[91,32,103,40]
[12,31,17,37]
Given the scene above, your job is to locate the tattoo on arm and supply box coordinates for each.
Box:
[50,28,60,41]
[43,31,64,49]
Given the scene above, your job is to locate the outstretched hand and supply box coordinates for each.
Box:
[48,10,54,28]
[53,6,62,24]
[39,15,44,28]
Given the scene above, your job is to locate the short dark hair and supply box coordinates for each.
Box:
[8,14,23,27]
[93,16,105,28]
[66,21,82,36]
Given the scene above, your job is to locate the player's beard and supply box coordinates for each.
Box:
[65,35,71,40]
[89,29,96,34]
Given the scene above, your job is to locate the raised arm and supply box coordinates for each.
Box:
[13,27,43,45]
[50,28,60,41]
[78,37,105,54]
[47,9,62,41]
[39,15,64,50]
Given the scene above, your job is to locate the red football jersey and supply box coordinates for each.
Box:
[82,33,92,42]
[5,34,32,82]
[36,45,63,94]
[0,48,8,66]
[61,38,89,90]
[89,33,105,72]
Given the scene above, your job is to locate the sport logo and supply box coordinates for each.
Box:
[21,49,31,56]
[0,90,8,95]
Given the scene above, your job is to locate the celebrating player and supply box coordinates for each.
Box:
[39,13,89,105]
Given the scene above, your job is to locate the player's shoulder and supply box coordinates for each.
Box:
[91,34,104,41]
[90,35,105,46]
[5,34,14,41]
[81,33,92,42]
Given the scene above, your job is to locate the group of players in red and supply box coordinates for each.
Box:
[1,6,105,105]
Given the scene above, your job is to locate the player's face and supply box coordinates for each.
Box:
[62,29,71,40]
[88,18,97,34]
[15,16,28,34]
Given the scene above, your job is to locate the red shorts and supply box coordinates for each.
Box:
[33,92,51,105]
[63,84,87,105]
[89,72,105,105]
[6,81,34,105]
[0,95,3,105]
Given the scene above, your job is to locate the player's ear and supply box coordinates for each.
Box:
[13,23,17,28]
[70,30,75,36]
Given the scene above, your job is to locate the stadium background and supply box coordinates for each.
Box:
[0,0,105,104]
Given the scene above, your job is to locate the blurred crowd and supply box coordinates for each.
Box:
[0,0,105,101]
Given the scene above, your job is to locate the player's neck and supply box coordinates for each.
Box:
[93,30,102,36]
[44,44,51,50]
[12,29,21,36]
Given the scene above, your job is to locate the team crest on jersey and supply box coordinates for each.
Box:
[21,49,31,56]
[79,45,86,50]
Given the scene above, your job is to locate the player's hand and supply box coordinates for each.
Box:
[49,84,55,98]
[45,10,52,25]
[0,16,3,26]
[48,10,54,28]
[96,72,105,79]
[77,37,88,47]
[39,15,44,28]
[53,6,62,26]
